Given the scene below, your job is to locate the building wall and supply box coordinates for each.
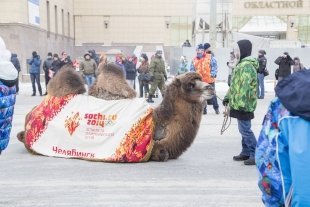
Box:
[0,0,74,38]
[232,0,310,16]
[73,0,194,46]
[0,0,75,79]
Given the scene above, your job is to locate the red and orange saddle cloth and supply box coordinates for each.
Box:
[25,94,154,162]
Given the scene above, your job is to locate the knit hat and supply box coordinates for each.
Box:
[32,51,38,57]
[84,53,91,58]
[237,39,252,61]
[155,50,162,55]
[204,43,211,51]
[141,53,148,61]
[258,50,266,55]
[196,44,204,50]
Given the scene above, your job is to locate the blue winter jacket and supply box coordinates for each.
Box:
[0,81,16,152]
[256,69,310,207]
[28,56,41,74]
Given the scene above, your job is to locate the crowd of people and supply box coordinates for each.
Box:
[1,33,310,205]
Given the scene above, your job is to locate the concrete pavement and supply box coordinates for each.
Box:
[0,82,273,207]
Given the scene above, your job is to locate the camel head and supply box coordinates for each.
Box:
[173,72,214,103]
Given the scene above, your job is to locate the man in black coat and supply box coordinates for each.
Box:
[275,52,294,82]
[257,50,267,99]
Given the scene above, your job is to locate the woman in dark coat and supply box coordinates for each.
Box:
[137,54,150,98]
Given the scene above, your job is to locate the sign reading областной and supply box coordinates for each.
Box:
[244,0,303,9]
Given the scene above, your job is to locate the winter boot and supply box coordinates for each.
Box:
[244,158,256,165]
[203,106,207,115]
[146,95,154,103]
[233,154,250,161]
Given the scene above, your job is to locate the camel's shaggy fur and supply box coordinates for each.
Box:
[150,72,213,161]
[47,66,86,97]
[17,63,213,162]
[88,63,136,100]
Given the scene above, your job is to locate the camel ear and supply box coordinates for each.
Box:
[174,78,182,87]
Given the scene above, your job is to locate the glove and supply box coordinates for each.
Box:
[222,98,229,106]
[164,75,167,81]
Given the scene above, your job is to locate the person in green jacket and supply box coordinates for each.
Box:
[223,39,258,166]
[146,50,167,103]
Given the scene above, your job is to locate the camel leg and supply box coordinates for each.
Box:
[150,141,169,161]
[17,131,38,155]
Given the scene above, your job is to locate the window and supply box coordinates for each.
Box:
[46,1,50,37]
[55,5,58,38]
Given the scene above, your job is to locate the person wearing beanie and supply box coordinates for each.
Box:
[27,51,42,96]
[256,69,310,206]
[59,51,72,69]
[124,55,137,88]
[190,43,219,115]
[274,51,294,82]
[42,52,54,95]
[227,51,235,86]
[0,36,18,154]
[79,52,97,88]
[223,39,259,165]
[137,53,150,98]
[50,53,61,76]
[257,50,267,99]
[146,50,167,103]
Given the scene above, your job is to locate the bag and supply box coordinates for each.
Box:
[138,73,151,81]
[275,68,279,80]
[49,69,55,78]
[263,69,269,77]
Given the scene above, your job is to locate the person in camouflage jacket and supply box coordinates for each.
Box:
[223,39,258,166]
[146,50,167,103]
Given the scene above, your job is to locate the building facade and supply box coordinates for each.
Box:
[73,0,194,46]
[194,0,310,47]
[0,0,74,79]
[0,0,194,78]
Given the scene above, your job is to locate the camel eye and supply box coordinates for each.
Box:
[188,83,195,89]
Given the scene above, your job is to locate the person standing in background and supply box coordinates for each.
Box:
[42,52,54,95]
[50,53,61,76]
[293,57,305,73]
[124,55,136,88]
[137,53,150,98]
[59,51,72,69]
[147,50,167,103]
[10,53,20,94]
[257,50,267,99]
[115,54,126,76]
[227,51,235,86]
[274,52,294,82]
[178,56,188,75]
[28,51,42,96]
[79,52,97,88]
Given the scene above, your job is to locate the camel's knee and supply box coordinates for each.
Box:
[17,131,25,143]
[150,142,169,162]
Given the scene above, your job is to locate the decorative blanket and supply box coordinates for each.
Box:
[25,94,154,162]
